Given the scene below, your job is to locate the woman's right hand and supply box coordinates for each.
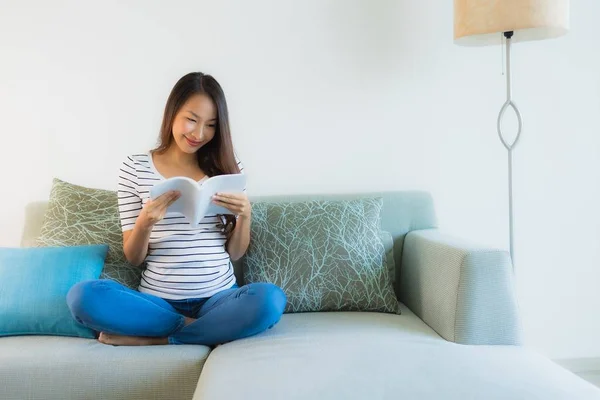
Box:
[138,191,181,230]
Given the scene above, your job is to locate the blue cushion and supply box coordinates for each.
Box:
[0,244,108,338]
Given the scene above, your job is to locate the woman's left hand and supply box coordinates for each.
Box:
[212,192,251,220]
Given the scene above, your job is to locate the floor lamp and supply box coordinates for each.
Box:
[453,0,569,266]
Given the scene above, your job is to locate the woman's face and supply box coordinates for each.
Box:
[171,93,217,154]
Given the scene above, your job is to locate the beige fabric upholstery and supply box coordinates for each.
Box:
[20,201,48,247]
[0,336,210,400]
[401,229,522,345]
[193,304,600,400]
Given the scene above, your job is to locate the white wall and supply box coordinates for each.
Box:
[1,0,598,360]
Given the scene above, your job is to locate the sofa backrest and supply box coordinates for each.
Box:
[21,191,437,298]
[21,202,48,248]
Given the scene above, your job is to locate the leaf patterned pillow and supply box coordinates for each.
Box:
[243,197,399,314]
[36,178,141,289]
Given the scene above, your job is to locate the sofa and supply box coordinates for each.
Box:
[2,191,600,400]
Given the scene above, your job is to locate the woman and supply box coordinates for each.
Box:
[67,72,286,346]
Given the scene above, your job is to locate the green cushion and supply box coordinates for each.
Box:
[234,191,437,300]
[243,197,399,314]
[0,245,108,338]
[36,178,141,289]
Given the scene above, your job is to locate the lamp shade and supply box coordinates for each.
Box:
[454,0,569,46]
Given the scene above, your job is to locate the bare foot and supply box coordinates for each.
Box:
[98,332,168,346]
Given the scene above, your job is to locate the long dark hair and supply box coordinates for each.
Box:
[154,72,240,234]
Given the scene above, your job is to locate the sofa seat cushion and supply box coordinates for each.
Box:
[0,336,210,400]
[194,303,600,400]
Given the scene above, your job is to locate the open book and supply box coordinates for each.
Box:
[149,174,247,227]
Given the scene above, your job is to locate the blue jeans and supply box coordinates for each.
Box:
[66,279,287,346]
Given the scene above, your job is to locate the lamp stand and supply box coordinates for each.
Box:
[497,31,522,268]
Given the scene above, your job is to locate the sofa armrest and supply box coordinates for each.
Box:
[400,229,522,346]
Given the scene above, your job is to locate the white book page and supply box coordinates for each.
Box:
[149,174,247,226]
[200,174,247,217]
[149,177,200,225]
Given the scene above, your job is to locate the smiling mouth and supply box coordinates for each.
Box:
[185,137,202,147]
